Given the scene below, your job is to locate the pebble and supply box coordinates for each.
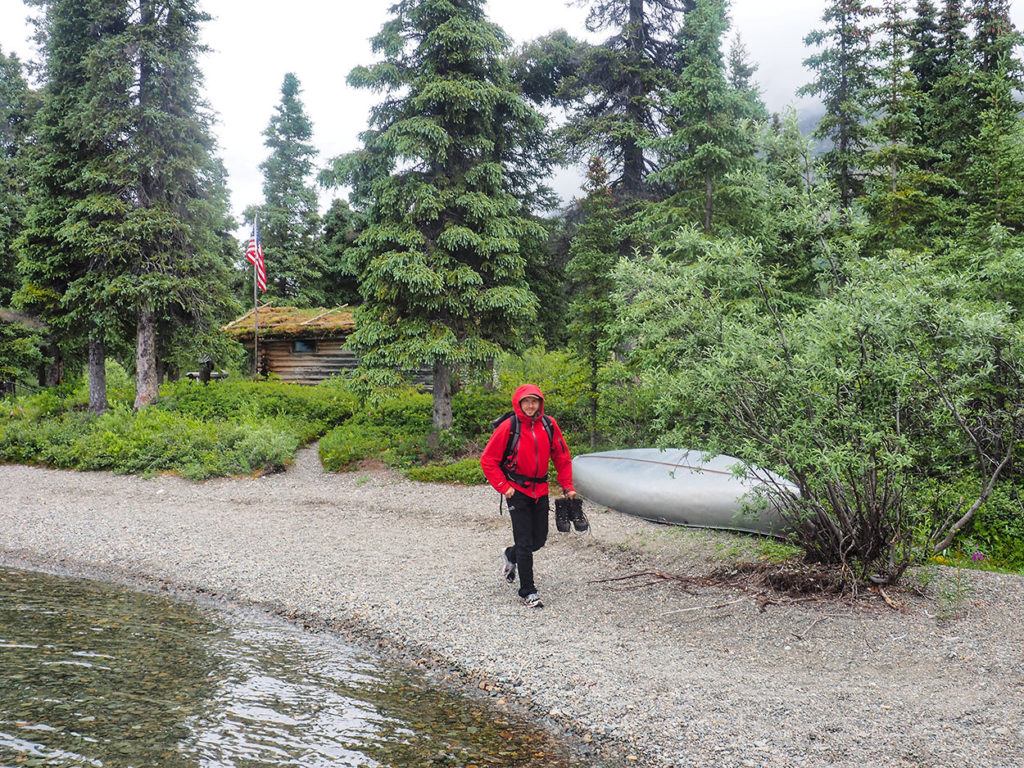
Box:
[1,449,1023,768]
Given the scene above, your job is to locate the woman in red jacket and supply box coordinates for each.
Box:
[480,384,576,608]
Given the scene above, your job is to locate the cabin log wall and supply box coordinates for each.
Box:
[257,339,358,385]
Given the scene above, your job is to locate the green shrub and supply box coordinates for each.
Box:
[359,392,433,432]
[0,392,307,478]
[404,456,488,485]
[321,389,511,472]
[158,378,358,427]
[0,411,83,465]
[320,423,394,471]
[451,388,507,442]
[962,486,1024,571]
[495,346,589,434]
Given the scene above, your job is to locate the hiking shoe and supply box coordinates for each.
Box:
[502,551,516,584]
[522,593,543,608]
[554,498,571,533]
[568,498,589,532]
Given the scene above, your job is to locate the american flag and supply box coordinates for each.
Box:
[246,218,267,292]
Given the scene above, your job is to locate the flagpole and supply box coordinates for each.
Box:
[253,214,260,379]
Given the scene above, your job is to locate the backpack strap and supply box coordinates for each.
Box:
[499,412,554,486]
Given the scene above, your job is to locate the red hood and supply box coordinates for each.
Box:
[512,383,545,422]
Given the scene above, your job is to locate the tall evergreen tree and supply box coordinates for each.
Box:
[923,0,973,188]
[0,49,34,308]
[16,0,130,405]
[131,0,236,407]
[908,0,941,93]
[727,32,768,121]
[800,0,878,213]
[554,0,692,200]
[861,0,951,253]
[332,0,550,431]
[969,0,1022,75]
[316,197,363,307]
[17,0,236,409]
[246,73,324,306]
[960,15,1024,246]
[652,0,758,233]
[566,157,619,447]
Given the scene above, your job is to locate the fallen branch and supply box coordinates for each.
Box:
[660,598,747,616]
[877,586,901,611]
[790,616,826,640]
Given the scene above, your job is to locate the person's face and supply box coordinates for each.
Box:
[520,396,541,417]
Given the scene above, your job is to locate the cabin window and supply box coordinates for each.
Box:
[292,340,316,353]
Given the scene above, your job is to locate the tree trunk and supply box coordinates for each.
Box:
[88,337,107,415]
[432,360,453,431]
[134,304,159,409]
[589,358,599,450]
[40,341,62,388]
[620,0,647,199]
[704,166,713,233]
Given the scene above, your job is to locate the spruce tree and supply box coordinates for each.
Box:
[800,0,878,213]
[961,45,1024,245]
[652,0,758,233]
[333,0,549,431]
[555,0,692,200]
[924,0,973,188]
[861,0,951,253]
[970,0,1022,75]
[908,0,941,93]
[316,198,363,307]
[246,73,324,306]
[0,49,34,307]
[566,157,619,447]
[17,0,236,408]
[727,32,768,122]
[15,0,130,406]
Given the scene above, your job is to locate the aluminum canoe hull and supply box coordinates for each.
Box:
[572,448,796,536]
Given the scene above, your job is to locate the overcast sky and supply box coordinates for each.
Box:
[2,1,1021,234]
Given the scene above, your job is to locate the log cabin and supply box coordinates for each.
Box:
[222,305,356,385]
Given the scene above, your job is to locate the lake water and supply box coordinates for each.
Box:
[0,566,587,767]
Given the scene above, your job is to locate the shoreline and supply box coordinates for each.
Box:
[0,551,608,767]
[3,450,1023,768]
[0,544,621,764]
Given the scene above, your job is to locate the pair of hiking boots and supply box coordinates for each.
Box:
[555,496,588,533]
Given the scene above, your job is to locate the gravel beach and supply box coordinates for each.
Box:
[1,446,1022,768]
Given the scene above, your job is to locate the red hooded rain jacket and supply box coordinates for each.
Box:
[480,384,574,500]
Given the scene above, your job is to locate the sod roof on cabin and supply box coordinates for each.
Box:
[221,306,355,342]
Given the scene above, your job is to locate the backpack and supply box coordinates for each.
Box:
[490,410,555,486]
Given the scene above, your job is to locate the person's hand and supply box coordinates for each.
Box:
[566,490,577,499]
[504,488,515,499]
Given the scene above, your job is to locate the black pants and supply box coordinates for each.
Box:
[505,491,549,597]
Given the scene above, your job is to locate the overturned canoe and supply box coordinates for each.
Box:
[572,448,797,536]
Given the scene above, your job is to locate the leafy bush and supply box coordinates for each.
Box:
[0,379,325,478]
[594,360,659,450]
[320,388,513,473]
[945,483,1024,571]
[58,406,301,478]
[611,233,1023,585]
[450,388,507,442]
[494,346,589,435]
[404,456,487,485]
[158,378,358,427]
[0,410,83,465]
[320,423,394,471]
